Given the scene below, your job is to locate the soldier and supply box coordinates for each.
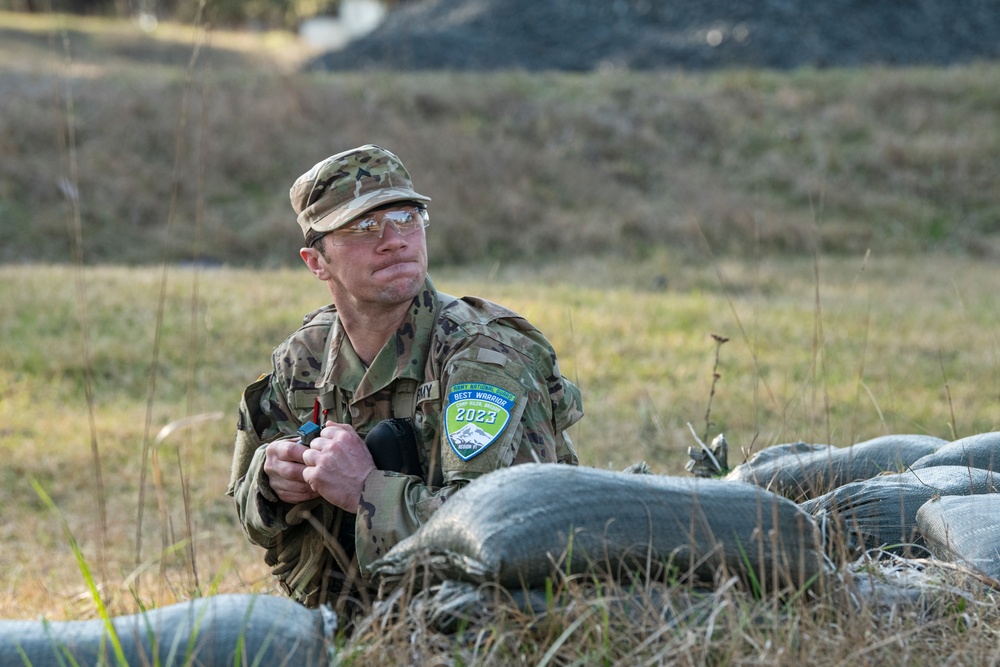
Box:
[227,145,583,610]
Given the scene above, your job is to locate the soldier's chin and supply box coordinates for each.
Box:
[373,272,424,303]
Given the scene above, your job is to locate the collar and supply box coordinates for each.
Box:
[316,277,439,402]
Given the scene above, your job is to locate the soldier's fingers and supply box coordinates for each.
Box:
[269,476,316,504]
[264,454,309,482]
[320,422,358,440]
[267,437,308,463]
[301,447,317,466]
[270,474,310,494]
[301,446,338,471]
[311,425,366,456]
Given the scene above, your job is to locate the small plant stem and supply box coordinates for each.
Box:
[703,333,730,444]
[939,349,958,440]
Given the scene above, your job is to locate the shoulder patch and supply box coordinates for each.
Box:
[445,382,515,460]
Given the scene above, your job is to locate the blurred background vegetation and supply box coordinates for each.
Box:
[0,7,998,267]
[0,0,405,30]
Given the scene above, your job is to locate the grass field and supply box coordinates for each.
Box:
[2,254,998,640]
[1,9,999,665]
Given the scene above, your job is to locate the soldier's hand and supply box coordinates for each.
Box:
[264,437,320,504]
[301,422,376,512]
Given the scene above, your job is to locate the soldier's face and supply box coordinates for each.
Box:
[302,213,428,310]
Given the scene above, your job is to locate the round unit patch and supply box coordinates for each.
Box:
[445,382,514,460]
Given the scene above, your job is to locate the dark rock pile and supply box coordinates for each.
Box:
[310,0,1000,72]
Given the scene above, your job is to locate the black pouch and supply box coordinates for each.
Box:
[365,418,421,476]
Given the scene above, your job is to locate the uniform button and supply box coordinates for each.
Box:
[350,407,360,418]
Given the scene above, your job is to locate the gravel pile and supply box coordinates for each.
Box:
[310,0,1000,72]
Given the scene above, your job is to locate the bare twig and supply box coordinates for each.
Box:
[691,215,777,410]
[703,333,729,444]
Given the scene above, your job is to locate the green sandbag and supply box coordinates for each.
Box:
[910,431,1000,471]
[0,594,333,667]
[725,434,945,502]
[800,465,999,556]
[371,463,826,594]
[917,494,1000,583]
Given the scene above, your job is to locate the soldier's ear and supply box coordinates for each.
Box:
[300,247,332,281]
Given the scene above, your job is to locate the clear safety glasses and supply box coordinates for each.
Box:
[328,206,429,246]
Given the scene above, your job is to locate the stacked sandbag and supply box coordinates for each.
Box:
[725,434,945,501]
[0,594,333,667]
[910,431,1000,471]
[370,463,826,594]
[800,466,999,556]
[916,494,1000,583]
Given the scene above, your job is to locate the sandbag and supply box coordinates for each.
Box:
[800,465,999,556]
[916,494,1000,583]
[725,434,945,502]
[0,594,333,667]
[371,463,826,594]
[910,431,1000,471]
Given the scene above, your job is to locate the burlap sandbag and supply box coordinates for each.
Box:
[916,494,1000,583]
[725,434,945,502]
[371,463,826,594]
[910,431,1000,472]
[0,594,333,667]
[800,465,1000,556]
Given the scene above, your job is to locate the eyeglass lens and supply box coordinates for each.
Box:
[331,208,427,245]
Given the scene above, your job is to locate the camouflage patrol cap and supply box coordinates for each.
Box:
[290,144,431,241]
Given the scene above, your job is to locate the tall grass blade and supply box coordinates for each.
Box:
[850,298,874,441]
[181,34,214,595]
[536,607,596,667]
[812,249,832,445]
[53,15,108,583]
[939,350,958,440]
[135,5,209,583]
[31,480,128,667]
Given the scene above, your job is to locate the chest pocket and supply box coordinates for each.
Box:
[290,389,320,423]
[440,347,530,480]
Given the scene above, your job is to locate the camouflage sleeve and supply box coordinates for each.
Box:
[512,328,583,467]
[228,323,327,548]
[354,470,466,567]
[228,371,305,548]
[353,316,584,572]
[232,442,294,547]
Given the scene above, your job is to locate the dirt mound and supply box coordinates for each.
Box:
[310,0,1000,72]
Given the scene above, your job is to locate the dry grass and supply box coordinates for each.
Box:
[338,561,1000,665]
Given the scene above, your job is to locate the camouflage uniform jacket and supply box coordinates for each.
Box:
[228,277,582,602]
